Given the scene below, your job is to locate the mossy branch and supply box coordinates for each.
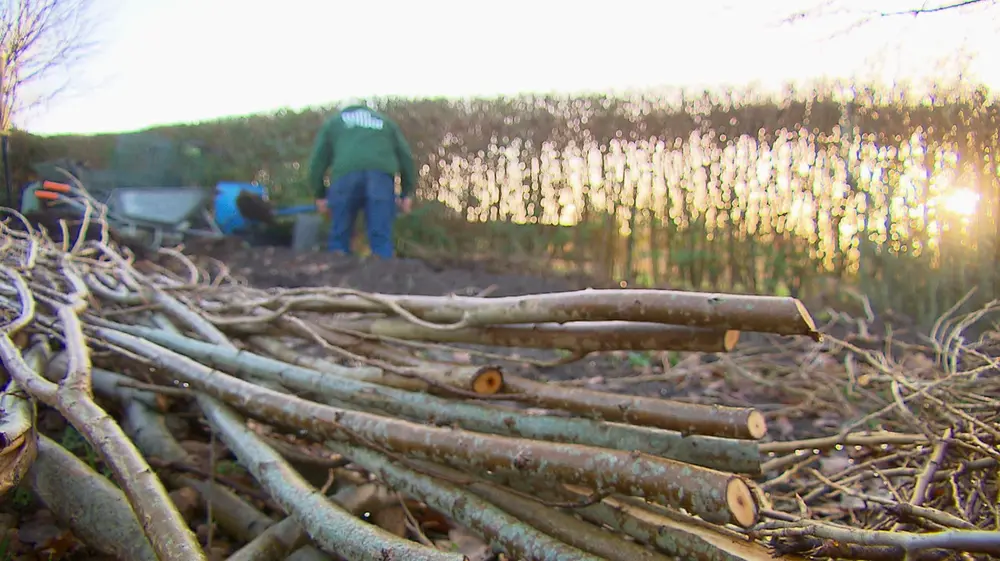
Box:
[89,322,762,473]
[326,439,605,561]
[94,326,762,528]
[28,434,159,561]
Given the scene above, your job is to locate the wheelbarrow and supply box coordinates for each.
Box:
[22,178,225,252]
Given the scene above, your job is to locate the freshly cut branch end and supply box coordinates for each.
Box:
[471,366,503,395]
[746,410,767,440]
[727,477,758,528]
[793,300,820,341]
[409,363,506,395]
[722,329,740,351]
[504,376,768,440]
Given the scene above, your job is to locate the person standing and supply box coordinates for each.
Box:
[308,99,416,258]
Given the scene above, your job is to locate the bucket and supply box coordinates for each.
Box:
[214,182,265,235]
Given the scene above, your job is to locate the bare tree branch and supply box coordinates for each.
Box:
[880,0,995,17]
[781,0,998,33]
[0,0,97,133]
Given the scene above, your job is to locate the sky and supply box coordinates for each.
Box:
[14,0,1000,136]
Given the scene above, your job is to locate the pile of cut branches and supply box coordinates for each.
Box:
[576,292,1000,560]
[734,298,1000,561]
[0,208,996,561]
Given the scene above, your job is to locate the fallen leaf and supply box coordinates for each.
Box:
[448,526,491,559]
[17,522,64,550]
[372,506,408,538]
[169,487,200,520]
[336,483,387,515]
[180,440,229,467]
[195,523,217,545]
[406,502,452,534]
[36,530,80,560]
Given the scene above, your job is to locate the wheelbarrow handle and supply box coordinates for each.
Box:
[42,181,72,193]
[34,190,61,200]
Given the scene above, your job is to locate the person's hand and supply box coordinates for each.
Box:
[315,198,328,216]
[398,197,413,214]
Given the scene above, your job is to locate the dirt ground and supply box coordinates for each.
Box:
[191,239,593,297]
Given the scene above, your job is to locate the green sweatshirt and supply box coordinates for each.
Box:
[307,105,417,200]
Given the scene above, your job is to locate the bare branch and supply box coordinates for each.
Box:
[0,0,97,131]
[779,0,998,38]
[880,0,995,17]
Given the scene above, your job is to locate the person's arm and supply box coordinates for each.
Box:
[392,124,417,200]
[307,120,335,200]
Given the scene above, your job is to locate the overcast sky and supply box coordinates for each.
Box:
[16,0,1000,135]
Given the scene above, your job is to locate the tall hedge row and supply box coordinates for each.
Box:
[10,80,999,325]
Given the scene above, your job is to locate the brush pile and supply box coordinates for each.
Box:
[0,209,997,561]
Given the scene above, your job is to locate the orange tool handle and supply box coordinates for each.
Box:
[41,181,72,193]
[34,190,61,200]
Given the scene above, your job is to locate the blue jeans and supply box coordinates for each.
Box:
[326,169,397,258]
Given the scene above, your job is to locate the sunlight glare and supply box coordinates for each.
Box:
[942,188,980,216]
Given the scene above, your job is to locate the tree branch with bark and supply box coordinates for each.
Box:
[0,0,96,132]
[781,0,997,37]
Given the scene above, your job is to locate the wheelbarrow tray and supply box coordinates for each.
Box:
[105,186,209,227]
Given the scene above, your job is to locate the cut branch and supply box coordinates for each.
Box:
[95,326,762,528]
[91,323,762,473]
[235,288,819,338]
[504,375,768,440]
[334,317,742,353]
